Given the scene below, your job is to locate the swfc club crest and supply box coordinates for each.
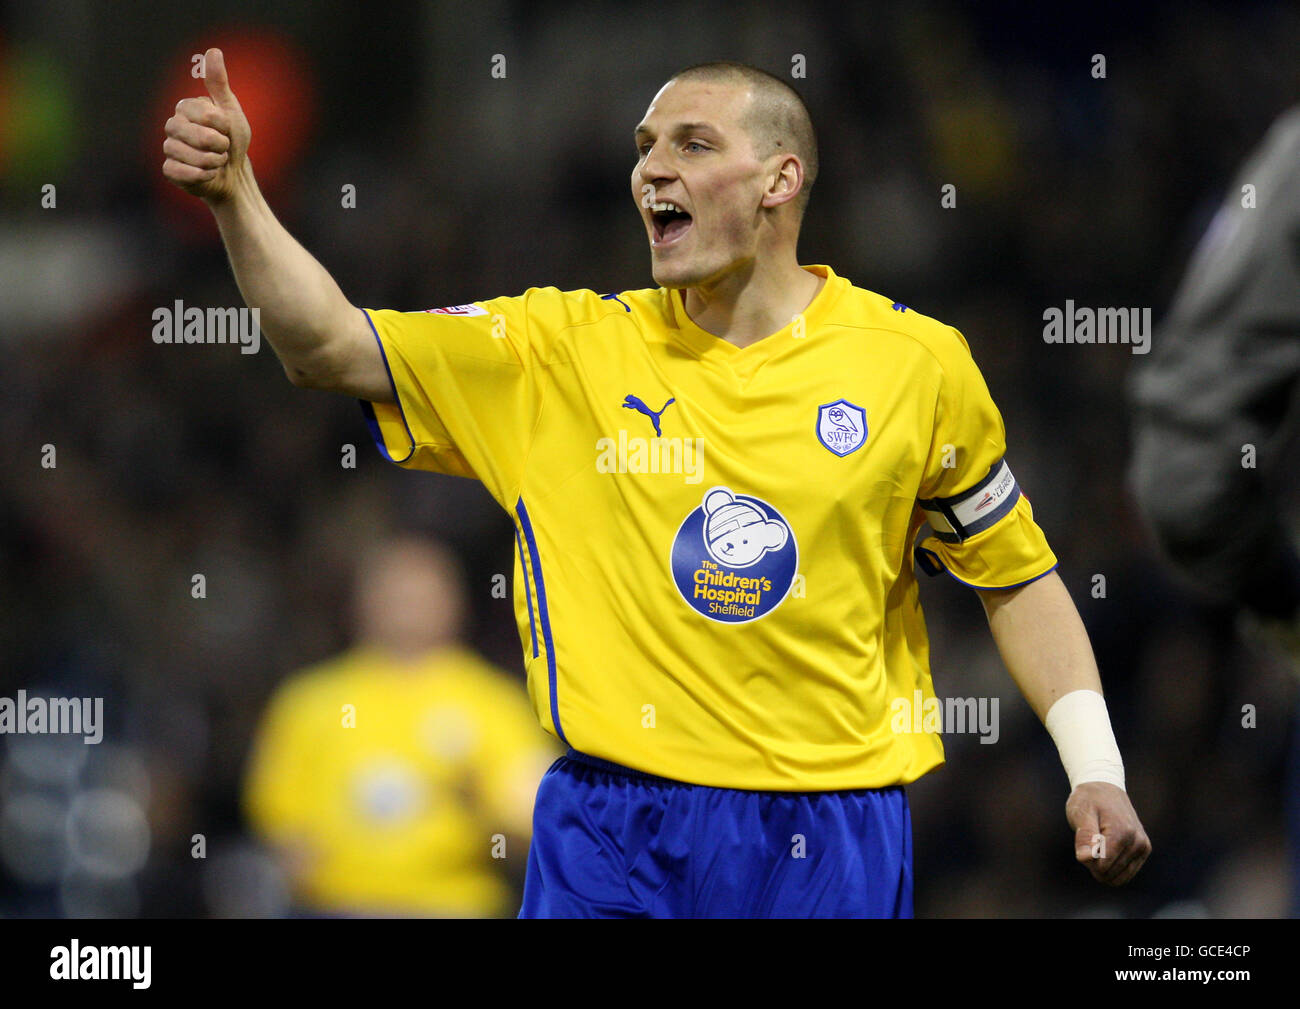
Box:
[816,399,867,456]
[671,486,798,623]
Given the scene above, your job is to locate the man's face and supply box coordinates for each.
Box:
[632,78,769,289]
[356,547,463,654]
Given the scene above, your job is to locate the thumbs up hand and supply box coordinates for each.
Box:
[163,48,253,204]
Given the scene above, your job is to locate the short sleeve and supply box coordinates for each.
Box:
[914,328,1058,589]
[359,292,543,507]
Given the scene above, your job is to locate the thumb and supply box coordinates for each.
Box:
[202,47,239,110]
[1073,814,1102,861]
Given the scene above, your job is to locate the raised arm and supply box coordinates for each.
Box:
[978,570,1152,886]
[162,47,390,402]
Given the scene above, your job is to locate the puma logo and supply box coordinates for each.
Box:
[622,394,676,437]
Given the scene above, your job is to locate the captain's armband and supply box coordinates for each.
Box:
[918,458,1020,543]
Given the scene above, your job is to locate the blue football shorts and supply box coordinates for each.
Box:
[519,748,913,918]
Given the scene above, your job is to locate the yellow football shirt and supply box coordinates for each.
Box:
[243,645,559,916]
[360,264,1057,791]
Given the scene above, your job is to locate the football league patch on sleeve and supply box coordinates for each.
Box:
[426,304,488,316]
[918,458,1020,543]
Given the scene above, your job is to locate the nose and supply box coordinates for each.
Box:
[638,141,675,186]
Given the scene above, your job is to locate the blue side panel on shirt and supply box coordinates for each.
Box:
[515,498,567,745]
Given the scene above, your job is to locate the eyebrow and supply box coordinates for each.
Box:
[634,121,721,141]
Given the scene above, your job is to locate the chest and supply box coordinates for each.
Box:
[539,331,935,505]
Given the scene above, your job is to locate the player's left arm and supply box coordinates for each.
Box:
[977,570,1152,886]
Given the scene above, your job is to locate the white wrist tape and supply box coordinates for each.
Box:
[1044,689,1126,791]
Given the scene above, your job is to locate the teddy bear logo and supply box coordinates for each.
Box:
[701,487,789,567]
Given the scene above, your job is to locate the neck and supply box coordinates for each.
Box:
[370,637,453,667]
[681,257,824,349]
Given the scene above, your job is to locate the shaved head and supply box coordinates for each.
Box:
[668,61,818,215]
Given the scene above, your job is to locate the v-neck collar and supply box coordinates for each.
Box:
[662,264,845,368]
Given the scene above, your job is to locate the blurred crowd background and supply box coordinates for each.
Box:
[1,0,1298,917]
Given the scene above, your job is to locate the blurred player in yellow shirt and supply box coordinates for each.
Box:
[243,536,560,917]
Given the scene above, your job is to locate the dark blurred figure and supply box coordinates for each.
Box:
[242,535,559,917]
[1129,105,1300,915]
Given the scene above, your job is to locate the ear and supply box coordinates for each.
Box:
[761,521,788,550]
[704,489,733,513]
[761,153,804,210]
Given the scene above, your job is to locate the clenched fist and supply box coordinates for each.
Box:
[162,47,251,204]
[1066,781,1152,886]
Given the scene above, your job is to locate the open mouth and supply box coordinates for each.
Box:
[651,202,693,246]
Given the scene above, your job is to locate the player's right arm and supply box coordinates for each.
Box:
[162,47,390,402]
